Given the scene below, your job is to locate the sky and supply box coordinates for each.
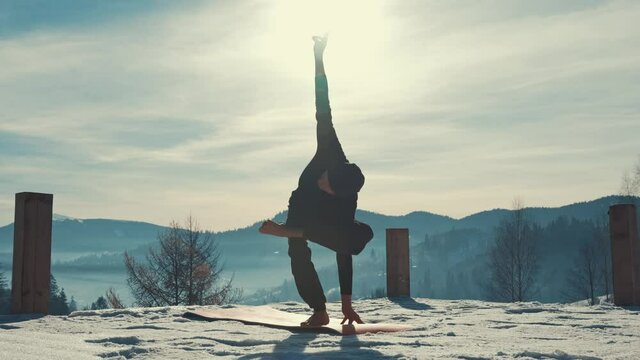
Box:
[1,0,639,231]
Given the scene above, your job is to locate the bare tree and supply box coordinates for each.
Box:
[487,199,540,302]
[593,217,612,302]
[565,239,600,305]
[105,287,125,309]
[124,215,242,307]
[619,155,640,198]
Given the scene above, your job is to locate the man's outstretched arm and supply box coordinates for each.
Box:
[337,253,364,325]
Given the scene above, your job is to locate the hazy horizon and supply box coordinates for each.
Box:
[1,0,639,231]
[0,193,628,231]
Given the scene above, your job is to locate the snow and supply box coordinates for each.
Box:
[52,214,83,223]
[1,298,639,359]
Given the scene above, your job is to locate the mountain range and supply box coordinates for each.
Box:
[0,195,637,305]
[0,194,624,258]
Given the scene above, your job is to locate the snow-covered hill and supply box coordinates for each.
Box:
[1,298,638,359]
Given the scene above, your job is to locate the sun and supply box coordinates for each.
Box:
[263,0,390,77]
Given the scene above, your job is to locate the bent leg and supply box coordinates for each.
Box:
[305,220,374,255]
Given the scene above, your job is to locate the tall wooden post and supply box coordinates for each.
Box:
[386,228,410,297]
[11,192,53,314]
[609,204,640,306]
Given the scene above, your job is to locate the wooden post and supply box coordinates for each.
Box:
[609,204,640,306]
[11,192,53,314]
[386,228,410,297]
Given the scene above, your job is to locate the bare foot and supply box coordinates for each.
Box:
[301,310,329,327]
[259,220,283,236]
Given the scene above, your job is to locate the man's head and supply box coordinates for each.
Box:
[317,162,365,197]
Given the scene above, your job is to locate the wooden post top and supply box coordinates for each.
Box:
[610,203,637,210]
[386,228,409,235]
[16,192,53,202]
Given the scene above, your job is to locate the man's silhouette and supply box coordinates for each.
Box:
[259,35,374,327]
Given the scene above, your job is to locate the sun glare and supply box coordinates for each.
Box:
[265,0,390,77]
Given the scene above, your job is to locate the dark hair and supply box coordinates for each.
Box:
[328,162,365,197]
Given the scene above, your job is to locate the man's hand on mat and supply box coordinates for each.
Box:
[341,296,364,325]
[341,306,364,325]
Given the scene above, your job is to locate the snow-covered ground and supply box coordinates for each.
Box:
[1,298,638,359]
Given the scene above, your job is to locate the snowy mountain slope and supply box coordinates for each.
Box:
[0,216,165,253]
[1,298,638,359]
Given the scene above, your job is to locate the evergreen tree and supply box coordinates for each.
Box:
[417,265,432,298]
[0,268,10,314]
[91,296,109,310]
[445,271,457,299]
[49,274,61,314]
[68,296,78,313]
[49,274,59,299]
[48,275,71,315]
[57,288,70,315]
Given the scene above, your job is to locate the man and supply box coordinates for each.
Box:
[259,35,374,327]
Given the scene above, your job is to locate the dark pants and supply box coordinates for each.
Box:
[286,204,327,312]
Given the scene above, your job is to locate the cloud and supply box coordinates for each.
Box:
[0,0,639,228]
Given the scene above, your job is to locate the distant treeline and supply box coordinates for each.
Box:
[245,208,638,305]
[0,272,115,315]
